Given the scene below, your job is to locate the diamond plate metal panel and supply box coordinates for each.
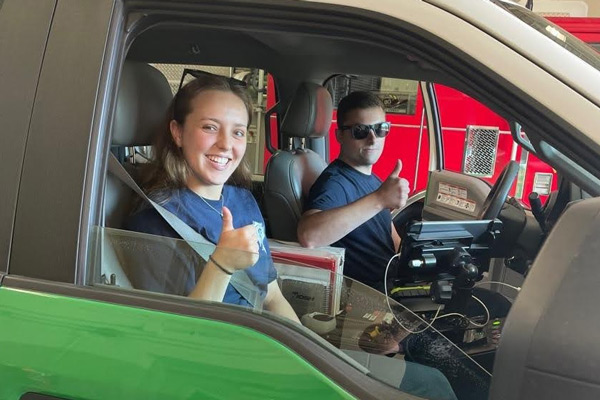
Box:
[325,75,381,106]
[462,125,500,177]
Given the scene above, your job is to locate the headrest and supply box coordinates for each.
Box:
[281,82,333,140]
[112,62,173,146]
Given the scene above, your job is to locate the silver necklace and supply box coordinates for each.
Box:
[199,194,224,218]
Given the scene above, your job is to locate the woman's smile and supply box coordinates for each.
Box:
[206,154,231,169]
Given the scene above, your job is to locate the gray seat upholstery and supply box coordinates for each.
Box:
[101,61,173,288]
[264,82,332,241]
[490,197,600,400]
[104,61,172,229]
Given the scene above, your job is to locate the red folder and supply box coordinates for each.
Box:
[268,240,345,314]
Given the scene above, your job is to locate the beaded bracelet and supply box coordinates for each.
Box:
[209,255,233,275]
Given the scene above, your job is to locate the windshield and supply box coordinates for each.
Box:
[493,1,600,71]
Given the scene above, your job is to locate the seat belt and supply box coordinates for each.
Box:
[107,153,262,308]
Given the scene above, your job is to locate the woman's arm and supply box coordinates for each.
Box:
[188,258,232,301]
[264,280,301,323]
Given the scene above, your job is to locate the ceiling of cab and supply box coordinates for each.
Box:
[126,23,448,86]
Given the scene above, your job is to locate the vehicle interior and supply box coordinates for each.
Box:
[95,4,600,400]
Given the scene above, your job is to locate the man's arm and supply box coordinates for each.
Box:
[297,192,386,248]
[298,160,410,248]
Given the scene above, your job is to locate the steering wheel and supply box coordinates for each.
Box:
[393,161,519,239]
[480,160,519,220]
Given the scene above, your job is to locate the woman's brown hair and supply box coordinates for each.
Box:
[140,74,254,203]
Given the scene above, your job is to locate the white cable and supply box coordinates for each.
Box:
[468,295,490,328]
[432,297,490,328]
[431,295,490,328]
[474,280,521,292]
[383,252,493,377]
[435,312,465,320]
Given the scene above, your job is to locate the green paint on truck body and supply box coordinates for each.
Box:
[0,287,355,400]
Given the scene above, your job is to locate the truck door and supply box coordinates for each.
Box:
[0,0,57,273]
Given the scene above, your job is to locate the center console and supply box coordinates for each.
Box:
[391,218,507,363]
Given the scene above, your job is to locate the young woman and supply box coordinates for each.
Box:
[126,73,299,323]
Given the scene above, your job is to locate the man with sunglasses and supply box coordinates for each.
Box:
[298,91,410,292]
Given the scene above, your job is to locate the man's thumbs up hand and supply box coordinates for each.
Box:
[376,159,410,210]
[391,159,403,177]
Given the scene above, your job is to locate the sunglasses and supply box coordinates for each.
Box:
[177,68,247,91]
[340,122,391,140]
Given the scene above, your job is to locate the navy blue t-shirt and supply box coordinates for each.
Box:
[125,185,277,307]
[305,159,396,289]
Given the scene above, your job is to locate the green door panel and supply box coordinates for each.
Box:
[0,287,355,400]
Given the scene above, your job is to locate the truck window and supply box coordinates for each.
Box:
[149,64,271,178]
[264,74,280,169]
[102,61,276,304]
[437,84,510,182]
[98,58,493,399]
[325,75,430,193]
[327,75,418,115]
[437,84,557,206]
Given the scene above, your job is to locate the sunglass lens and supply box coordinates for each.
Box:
[351,123,390,139]
[375,122,391,138]
[352,125,371,139]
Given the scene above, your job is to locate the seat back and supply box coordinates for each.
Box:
[101,61,173,288]
[490,197,600,400]
[264,82,332,241]
[104,61,173,230]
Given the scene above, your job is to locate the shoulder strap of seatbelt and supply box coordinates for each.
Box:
[107,153,261,308]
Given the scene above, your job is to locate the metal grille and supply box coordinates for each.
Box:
[325,75,381,106]
[462,126,500,177]
[325,75,417,114]
[150,64,233,94]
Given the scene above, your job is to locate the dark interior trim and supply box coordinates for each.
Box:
[423,81,443,171]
